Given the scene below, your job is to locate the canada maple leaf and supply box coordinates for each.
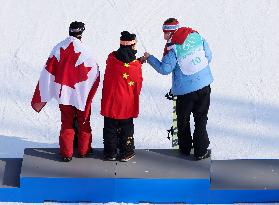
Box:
[46,42,91,90]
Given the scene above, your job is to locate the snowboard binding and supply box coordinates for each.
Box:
[165,89,175,101]
[167,126,175,140]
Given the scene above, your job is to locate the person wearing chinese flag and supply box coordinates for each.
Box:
[31,21,100,162]
[101,31,143,162]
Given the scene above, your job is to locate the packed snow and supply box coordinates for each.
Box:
[0,0,279,204]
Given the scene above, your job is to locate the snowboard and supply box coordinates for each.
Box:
[166,90,179,149]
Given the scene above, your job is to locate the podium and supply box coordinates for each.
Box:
[0,148,279,203]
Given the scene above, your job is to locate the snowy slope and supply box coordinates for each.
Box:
[0,0,279,204]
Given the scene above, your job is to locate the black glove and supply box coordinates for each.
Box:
[137,56,147,64]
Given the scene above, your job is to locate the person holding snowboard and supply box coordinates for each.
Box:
[31,21,100,162]
[101,31,143,162]
[143,18,213,160]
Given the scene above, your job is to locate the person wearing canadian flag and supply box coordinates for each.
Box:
[31,21,100,162]
[143,18,213,161]
[101,31,143,162]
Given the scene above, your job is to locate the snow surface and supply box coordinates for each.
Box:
[0,0,279,204]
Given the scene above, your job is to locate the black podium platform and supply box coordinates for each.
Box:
[0,158,22,188]
[211,160,279,190]
[0,148,279,203]
[21,148,210,179]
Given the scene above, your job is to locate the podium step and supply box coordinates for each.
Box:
[208,159,279,203]
[0,158,22,202]
[115,149,210,179]
[0,147,279,203]
[21,148,210,179]
[211,159,279,190]
[0,158,22,188]
[21,148,115,179]
[20,148,211,203]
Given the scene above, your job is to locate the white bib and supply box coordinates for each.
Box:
[177,46,208,75]
[174,33,209,76]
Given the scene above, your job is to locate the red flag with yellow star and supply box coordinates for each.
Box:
[101,52,142,119]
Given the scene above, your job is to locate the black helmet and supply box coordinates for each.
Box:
[69,21,85,38]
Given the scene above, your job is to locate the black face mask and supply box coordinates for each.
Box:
[115,46,137,63]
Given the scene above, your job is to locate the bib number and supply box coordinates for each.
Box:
[178,46,208,75]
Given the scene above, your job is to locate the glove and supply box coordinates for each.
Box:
[138,56,147,64]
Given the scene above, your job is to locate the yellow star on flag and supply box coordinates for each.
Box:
[124,63,129,67]
[123,73,129,79]
[128,81,134,86]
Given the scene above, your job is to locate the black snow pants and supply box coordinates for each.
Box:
[103,117,135,158]
[176,85,211,157]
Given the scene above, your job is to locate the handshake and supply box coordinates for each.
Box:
[138,52,150,64]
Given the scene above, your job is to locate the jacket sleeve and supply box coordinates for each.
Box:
[203,39,212,63]
[147,49,177,75]
[135,66,143,96]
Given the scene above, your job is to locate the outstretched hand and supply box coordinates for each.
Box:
[144,52,150,59]
[138,52,151,64]
[138,56,147,64]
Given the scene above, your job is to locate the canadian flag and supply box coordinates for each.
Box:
[31,36,100,120]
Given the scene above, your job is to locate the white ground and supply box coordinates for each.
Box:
[0,0,279,204]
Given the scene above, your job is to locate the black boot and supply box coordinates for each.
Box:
[195,150,211,161]
[62,157,72,162]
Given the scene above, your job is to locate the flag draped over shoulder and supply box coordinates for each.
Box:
[31,36,100,120]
